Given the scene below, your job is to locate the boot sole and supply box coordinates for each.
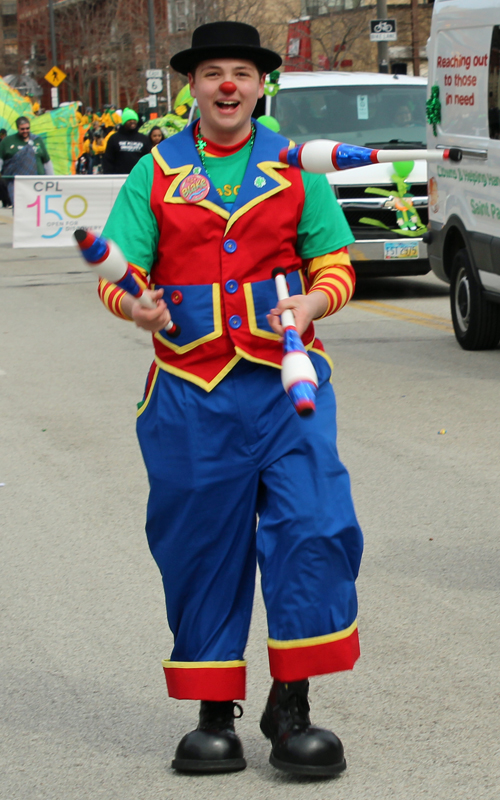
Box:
[172,757,247,774]
[269,753,347,777]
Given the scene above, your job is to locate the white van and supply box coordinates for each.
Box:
[266,72,430,278]
[426,0,500,349]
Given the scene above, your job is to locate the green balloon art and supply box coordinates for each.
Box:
[359,159,426,237]
[257,115,280,133]
[392,160,415,180]
[264,70,280,97]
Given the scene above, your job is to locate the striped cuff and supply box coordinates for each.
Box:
[162,659,246,700]
[97,263,149,321]
[307,250,356,318]
[267,621,360,682]
[98,279,132,320]
[310,268,353,317]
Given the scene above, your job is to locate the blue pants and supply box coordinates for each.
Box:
[136,353,363,700]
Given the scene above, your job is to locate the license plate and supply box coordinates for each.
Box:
[384,241,420,260]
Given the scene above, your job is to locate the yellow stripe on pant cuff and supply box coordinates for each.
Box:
[268,620,357,649]
[162,659,246,669]
[162,659,247,700]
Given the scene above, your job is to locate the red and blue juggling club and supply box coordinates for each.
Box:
[74,229,180,338]
[279,140,462,174]
[272,267,318,417]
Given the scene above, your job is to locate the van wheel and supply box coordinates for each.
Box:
[450,249,500,350]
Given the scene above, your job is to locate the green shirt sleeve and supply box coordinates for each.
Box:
[0,136,11,161]
[296,172,354,259]
[102,155,159,273]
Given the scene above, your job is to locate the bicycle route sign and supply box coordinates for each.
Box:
[369,19,397,42]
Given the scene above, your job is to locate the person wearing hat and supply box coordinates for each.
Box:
[102,107,151,174]
[98,21,363,778]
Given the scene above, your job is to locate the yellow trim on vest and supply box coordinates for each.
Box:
[225,161,291,234]
[153,147,230,221]
[234,337,314,372]
[151,145,186,176]
[155,353,241,392]
[234,347,281,369]
[243,271,307,341]
[154,284,222,354]
[162,659,246,669]
[136,365,160,418]
[268,620,357,650]
[197,199,230,219]
[243,282,281,342]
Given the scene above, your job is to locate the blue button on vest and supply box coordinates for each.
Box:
[228,314,242,329]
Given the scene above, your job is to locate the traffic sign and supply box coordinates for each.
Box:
[44,65,67,87]
[146,77,163,94]
[146,69,163,79]
[369,19,397,42]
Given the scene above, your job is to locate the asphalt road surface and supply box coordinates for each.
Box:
[1,209,499,800]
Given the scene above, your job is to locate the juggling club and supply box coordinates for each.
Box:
[74,229,180,337]
[272,267,318,417]
[279,140,463,174]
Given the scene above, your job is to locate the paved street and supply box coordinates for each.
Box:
[1,207,499,800]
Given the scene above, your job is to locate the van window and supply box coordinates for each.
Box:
[488,26,500,140]
[271,85,427,148]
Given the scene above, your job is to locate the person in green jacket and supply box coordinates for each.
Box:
[0,116,54,204]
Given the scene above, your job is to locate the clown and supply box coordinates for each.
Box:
[98,21,363,778]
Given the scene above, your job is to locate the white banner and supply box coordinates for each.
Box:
[12,175,127,248]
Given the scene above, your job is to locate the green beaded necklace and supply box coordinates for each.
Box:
[195,123,256,177]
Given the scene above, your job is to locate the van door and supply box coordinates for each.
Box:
[428,16,500,349]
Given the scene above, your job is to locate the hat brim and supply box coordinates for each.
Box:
[170,45,282,75]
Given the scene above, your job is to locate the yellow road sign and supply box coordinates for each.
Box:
[44,66,67,87]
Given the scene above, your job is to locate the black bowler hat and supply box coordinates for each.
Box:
[170,21,282,75]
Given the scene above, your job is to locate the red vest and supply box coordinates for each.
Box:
[149,122,324,391]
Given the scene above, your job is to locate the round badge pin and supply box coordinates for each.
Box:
[180,174,210,203]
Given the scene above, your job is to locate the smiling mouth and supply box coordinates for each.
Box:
[215,100,240,110]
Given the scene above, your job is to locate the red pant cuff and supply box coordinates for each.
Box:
[268,621,360,681]
[162,660,246,700]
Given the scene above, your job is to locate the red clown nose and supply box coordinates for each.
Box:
[219,81,237,94]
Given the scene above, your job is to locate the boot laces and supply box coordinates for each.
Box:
[200,700,243,729]
[282,690,311,730]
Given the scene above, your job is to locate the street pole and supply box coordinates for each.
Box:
[48,0,59,107]
[411,0,421,77]
[48,0,57,65]
[376,0,389,73]
[148,0,156,69]
[166,68,172,113]
[147,0,157,118]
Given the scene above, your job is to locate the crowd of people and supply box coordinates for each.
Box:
[0,89,189,199]
[0,106,168,209]
[75,106,165,176]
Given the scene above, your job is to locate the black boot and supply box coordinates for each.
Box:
[260,680,346,777]
[172,700,246,773]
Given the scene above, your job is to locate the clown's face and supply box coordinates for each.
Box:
[189,58,265,145]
